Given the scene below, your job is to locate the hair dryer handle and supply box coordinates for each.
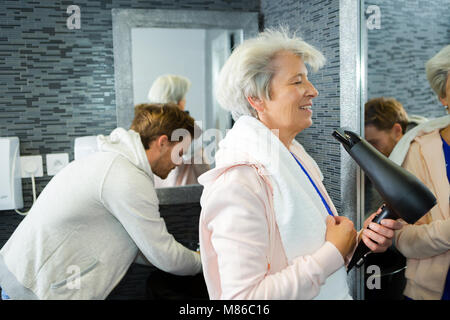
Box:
[347,205,397,272]
[346,241,372,272]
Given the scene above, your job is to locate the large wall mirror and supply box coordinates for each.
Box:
[131,27,243,132]
[360,0,450,300]
[112,9,258,170]
[362,1,450,214]
[363,0,449,119]
[112,9,258,190]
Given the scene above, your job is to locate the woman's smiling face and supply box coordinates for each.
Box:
[439,72,450,112]
[257,50,319,146]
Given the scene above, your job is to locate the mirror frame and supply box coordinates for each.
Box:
[112,8,259,128]
[340,0,365,300]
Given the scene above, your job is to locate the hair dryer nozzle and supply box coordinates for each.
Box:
[333,128,436,224]
[332,128,361,150]
[334,128,437,271]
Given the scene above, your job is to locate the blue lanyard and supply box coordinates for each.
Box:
[441,136,450,183]
[291,152,334,217]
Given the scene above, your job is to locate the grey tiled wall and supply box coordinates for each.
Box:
[261,0,365,300]
[366,0,450,118]
[261,0,343,212]
[0,0,259,301]
[0,0,259,247]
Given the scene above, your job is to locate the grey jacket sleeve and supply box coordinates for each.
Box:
[100,156,201,275]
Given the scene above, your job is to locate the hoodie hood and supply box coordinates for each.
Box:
[97,128,153,180]
[389,115,450,165]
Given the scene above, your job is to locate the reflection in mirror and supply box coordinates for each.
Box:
[112,9,258,188]
[131,27,243,187]
[363,0,450,215]
[361,0,450,301]
[364,0,450,118]
[131,27,243,134]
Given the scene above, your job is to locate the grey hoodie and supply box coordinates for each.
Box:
[0,128,201,300]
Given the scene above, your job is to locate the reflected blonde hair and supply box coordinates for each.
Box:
[215,27,326,120]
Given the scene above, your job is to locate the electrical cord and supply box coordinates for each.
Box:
[14,175,37,216]
[11,144,38,216]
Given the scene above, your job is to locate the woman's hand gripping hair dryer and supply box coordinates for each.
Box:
[332,128,437,272]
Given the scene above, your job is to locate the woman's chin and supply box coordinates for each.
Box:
[296,119,313,133]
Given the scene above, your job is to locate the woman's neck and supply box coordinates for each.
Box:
[258,118,297,150]
[441,125,450,145]
[279,134,295,150]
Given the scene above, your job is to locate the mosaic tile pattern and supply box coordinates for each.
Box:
[0,0,258,233]
[366,0,450,118]
[0,0,259,212]
[0,0,259,300]
[261,0,343,212]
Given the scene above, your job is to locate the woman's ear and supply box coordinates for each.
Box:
[246,96,265,113]
[178,98,186,111]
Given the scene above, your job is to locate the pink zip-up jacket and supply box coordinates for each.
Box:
[198,144,351,300]
[395,129,450,299]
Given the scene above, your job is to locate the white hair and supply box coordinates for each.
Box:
[215,27,326,121]
[147,74,191,104]
[425,45,450,98]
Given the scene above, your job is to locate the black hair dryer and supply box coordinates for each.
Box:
[332,128,437,272]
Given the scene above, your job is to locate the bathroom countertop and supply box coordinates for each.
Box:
[155,184,204,206]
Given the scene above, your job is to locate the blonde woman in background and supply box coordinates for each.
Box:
[148,74,210,187]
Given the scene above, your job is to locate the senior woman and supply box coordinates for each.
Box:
[198,28,402,300]
[389,45,450,300]
[148,74,209,187]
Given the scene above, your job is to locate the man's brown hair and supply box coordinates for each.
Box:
[364,97,409,133]
[131,103,195,149]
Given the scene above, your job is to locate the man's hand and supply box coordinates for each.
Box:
[361,210,403,253]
